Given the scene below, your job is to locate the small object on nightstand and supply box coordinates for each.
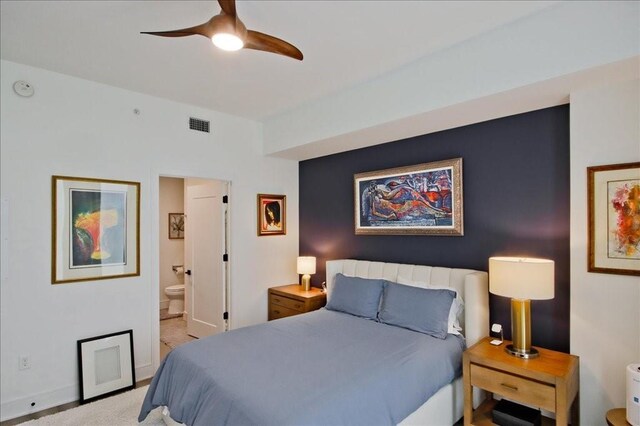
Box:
[490,323,503,346]
[492,399,541,426]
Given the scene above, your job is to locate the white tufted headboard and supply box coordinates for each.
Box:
[326,259,489,346]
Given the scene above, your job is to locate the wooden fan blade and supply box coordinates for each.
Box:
[141,23,212,39]
[218,0,236,18]
[245,30,303,61]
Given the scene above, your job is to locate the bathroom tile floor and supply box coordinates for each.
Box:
[160,315,196,360]
[160,308,182,321]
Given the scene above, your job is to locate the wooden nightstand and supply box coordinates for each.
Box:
[268,284,326,320]
[463,337,580,426]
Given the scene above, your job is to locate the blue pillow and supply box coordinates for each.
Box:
[326,273,386,319]
[378,283,455,339]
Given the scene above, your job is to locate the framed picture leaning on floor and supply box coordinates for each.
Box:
[77,329,135,404]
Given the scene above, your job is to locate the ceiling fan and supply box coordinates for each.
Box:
[141,0,303,61]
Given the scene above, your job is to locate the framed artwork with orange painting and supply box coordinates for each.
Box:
[588,162,640,276]
[257,194,286,236]
[52,176,140,284]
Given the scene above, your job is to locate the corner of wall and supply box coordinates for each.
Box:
[569,78,640,421]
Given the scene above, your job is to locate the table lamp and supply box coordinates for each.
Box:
[297,256,316,291]
[489,257,554,359]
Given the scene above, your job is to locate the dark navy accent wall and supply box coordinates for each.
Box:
[299,105,570,353]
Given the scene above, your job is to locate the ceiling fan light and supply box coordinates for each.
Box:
[212,33,244,51]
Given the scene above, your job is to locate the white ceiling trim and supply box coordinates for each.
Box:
[271,57,639,161]
[263,1,640,160]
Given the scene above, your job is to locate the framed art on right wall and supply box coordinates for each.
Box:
[588,161,640,276]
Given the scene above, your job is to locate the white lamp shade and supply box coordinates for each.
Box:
[489,257,554,300]
[297,256,316,275]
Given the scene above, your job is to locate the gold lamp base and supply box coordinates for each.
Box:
[505,344,539,359]
[508,298,539,359]
[301,274,311,291]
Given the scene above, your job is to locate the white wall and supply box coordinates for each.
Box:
[570,79,640,421]
[0,60,299,421]
[159,177,184,309]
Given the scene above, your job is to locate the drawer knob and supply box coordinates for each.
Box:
[273,310,280,314]
[294,304,301,309]
[274,298,281,303]
[500,383,519,391]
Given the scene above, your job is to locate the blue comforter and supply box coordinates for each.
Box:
[139,309,464,426]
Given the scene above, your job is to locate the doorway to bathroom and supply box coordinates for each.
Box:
[158,176,230,360]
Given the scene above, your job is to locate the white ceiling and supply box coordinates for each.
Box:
[1,1,557,121]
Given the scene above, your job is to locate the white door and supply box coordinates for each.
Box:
[184,179,228,338]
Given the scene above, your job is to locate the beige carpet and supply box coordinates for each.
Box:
[18,386,164,426]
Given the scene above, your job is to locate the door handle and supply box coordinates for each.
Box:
[185,269,192,276]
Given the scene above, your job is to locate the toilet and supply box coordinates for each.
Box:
[165,285,185,315]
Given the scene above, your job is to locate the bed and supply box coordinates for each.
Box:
[139,259,489,425]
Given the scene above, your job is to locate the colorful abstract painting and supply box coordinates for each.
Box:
[608,180,640,259]
[588,162,640,276]
[354,158,463,235]
[52,176,140,284]
[71,189,127,267]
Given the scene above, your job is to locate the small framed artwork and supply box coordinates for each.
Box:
[588,162,640,276]
[354,157,463,236]
[77,329,135,404]
[52,176,140,284]
[257,194,286,236]
[168,213,185,239]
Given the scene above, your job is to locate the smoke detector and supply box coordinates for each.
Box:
[13,81,34,97]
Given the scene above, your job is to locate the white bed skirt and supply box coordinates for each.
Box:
[160,381,483,426]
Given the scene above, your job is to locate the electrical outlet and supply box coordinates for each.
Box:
[19,355,31,370]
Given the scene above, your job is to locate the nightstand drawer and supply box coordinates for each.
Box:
[269,305,300,319]
[470,364,556,412]
[269,294,305,312]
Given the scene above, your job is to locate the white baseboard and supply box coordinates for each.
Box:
[135,363,155,383]
[0,383,76,422]
[0,364,154,422]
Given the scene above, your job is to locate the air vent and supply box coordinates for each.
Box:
[189,117,210,133]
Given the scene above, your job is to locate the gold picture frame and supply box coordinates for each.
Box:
[587,162,640,276]
[52,175,141,284]
[257,194,286,236]
[354,158,463,235]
